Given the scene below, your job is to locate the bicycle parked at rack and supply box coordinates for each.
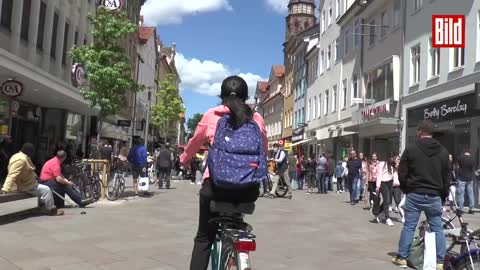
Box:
[66,160,102,202]
[209,201,257,270]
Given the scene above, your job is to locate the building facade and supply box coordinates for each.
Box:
[0,0,96,166]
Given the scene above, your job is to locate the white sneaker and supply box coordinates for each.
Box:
[389,206,393,212]
[401,217,405,223]
[386,218,394,226]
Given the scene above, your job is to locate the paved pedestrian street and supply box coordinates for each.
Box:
[1,180,479,270]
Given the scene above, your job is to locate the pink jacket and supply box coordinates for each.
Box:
[179,105,268,179]
[376,161,394,188]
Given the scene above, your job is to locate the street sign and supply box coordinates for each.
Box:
[1,79,23,97]
[117,120,131,127]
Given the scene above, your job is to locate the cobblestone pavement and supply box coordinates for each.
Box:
[1,179,479,270]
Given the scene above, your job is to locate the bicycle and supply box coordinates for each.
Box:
[209,201,256,270]
[68,160,102,201]
[107,168,126,201]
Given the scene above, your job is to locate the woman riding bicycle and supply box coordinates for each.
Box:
[180,76,268,270]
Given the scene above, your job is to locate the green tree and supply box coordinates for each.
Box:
[187,113,203,133]
[69,8,141,141]
[151,74,185,143]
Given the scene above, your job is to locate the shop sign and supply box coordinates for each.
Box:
[71,63,86,88]
[117,120,131,127]
[100,0,123,11]
[361,103,389,119]
[0,125,8,135]
[292,127,305,143]
[284,142,292,152]
[1,79,23,97]
[407,93,478,127]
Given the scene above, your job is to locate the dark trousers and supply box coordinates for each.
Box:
[42,180,84,208]
[367,182,377,206]
[190,180,259,270]
[336,177,344,191]
[317,172,327,193]
[392,186,403,207]
[158,167,171,188]
[297,173,304,190]
[373,180,393,219]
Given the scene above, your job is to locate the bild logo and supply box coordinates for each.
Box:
[432,15,465,48]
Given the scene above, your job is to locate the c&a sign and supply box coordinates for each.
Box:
[1,79,23,97]
[99,0,123,11]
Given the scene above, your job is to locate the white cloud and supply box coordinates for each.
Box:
[176,53,266,99]
[265,0,289,15]
[141,0,233,25]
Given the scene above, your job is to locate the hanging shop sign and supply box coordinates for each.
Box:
[71,63,86,88]
[100,0,123,11]
[407,93,478,127]
[292,127,305,143]
[1,79,23,97]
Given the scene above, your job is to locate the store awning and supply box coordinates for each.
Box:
[344,118,402,137]
[290,138,315,147]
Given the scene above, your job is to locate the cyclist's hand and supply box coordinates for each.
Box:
[375,186,380,193]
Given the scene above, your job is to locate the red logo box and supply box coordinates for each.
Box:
[432,15,465,48]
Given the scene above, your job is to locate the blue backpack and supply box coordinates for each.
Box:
[207,114,267,189]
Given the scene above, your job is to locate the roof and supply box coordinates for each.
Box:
[138,27,155,43]
[288,0,316,7]
[256,81,269,92]
[272,65,285,77]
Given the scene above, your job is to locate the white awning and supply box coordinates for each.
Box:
[290,138,315,147]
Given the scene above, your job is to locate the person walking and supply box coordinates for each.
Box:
[367,153,380,210]
[373,155,395,226]
[127,138,148,196]
[304,154,317,194]
[359,152,368,202]
[288,152,298,188]
[391,155,405,223]
[347,151,362,205]
[456,148,476,214]
[326,151,335,192]
[316,153,328,194]
[335,161,346,193]
[296,156,305,190]
[392,120,449,269]
[156,143,174,189]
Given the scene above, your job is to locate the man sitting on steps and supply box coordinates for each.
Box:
[0,143,64,216]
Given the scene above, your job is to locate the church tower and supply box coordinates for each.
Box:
[285,0,317,41]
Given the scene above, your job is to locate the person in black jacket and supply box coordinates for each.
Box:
[392,120,449,269]
[347,151,362,205]
[303,154,317,194]
[456,149,476,214]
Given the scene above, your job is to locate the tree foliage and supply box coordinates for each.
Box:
[151,74,185,139]
[187,113,204,134]
[69,8,141,118]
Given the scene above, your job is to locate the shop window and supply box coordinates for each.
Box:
[37,1,47,51]
[0,0,13,31]
[21,0,32,41]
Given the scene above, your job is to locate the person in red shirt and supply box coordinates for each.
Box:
[39,150,93,208]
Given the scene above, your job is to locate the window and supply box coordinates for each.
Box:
[336,0,341,18]
[429,38,440,77]
[1,0,13,30]
[414,0,422,11]
[369,20,375,46]
[394,0,401,27]
[37,2,47,50]
[342,80,347,109]
[327,45,331,69]
[365,62,394,102]
[301,108,305,124]
[352,74,359,101]
[307,98,312,121]
[21,0,32,41]
[306,4,312,14]
[354,19,360,48]
[452,47,465,69]
[62,23,70,65]
[332,85,337,112]
[380,11,388,37]
[313,96,317,119]
[322,10,326,33]
[51,12,59,58]
[344,28,350,55]
[478,11,480,62]
[324,90,329,115]
[320,50,324,74]
[335,38,342,61]
[328,6,332,26]
[74,30,79,45]
[411,45,421,84]
[318,94,322,118]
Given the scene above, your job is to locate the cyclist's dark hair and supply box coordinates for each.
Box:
[220,76,253,129]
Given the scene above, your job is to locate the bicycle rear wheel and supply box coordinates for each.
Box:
[275,178,288,198]
[107,176,119,201]
[453,251,480,269]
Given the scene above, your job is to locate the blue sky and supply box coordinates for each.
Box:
[141,0,292,121]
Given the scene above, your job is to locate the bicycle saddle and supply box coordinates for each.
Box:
[210,201,255,215]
